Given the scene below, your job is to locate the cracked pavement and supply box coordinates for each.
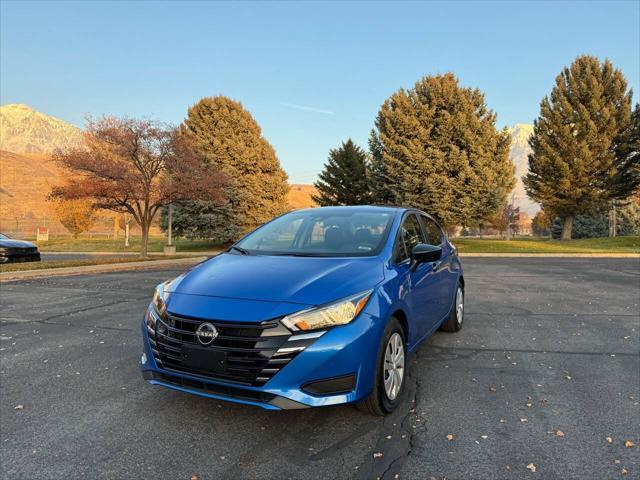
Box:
[1,258,639,479]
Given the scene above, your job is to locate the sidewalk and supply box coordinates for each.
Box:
[0,256,208,282]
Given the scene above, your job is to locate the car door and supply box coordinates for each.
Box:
[394,213,441,342]
[419,214,456,322]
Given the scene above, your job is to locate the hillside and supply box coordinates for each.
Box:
[0,150,66,233]
[287,184,318,210]
[508,123,539,216]
[1,150,318,235]
[0,104,82,154]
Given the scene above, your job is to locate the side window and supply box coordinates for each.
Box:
[421,215,444,246]
[395,214,425,263]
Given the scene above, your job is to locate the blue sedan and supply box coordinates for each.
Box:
[140,206,464,415]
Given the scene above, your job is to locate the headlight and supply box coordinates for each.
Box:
[148,281,171,336]
[282,290,373,332]
[151,281,169,319]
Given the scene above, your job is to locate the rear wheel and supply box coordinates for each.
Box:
[357,317,406,416]
[441,283,464,332]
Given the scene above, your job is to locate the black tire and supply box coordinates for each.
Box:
[357,317,406,416]
[441,282,464,332]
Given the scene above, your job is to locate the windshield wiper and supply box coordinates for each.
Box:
[229,245,250,255]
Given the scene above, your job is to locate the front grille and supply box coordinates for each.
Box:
[149,312,316,386]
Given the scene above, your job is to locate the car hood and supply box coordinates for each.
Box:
[0,239,36,248]
[166,253,385,306]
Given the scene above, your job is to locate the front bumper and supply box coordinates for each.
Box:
[0,251,40,263]
[140,308,383,410]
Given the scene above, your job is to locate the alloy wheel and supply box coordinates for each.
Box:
[383,332,405,400]
[456,287,464,325]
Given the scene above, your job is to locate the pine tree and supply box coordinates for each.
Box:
[371,73,514,227]
[610,103,640,200]
[368,130,396,205]
[524,56,633,240]
[313,139,370,206]
[172,96,289,242]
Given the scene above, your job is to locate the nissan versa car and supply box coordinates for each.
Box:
[140,206,464,415]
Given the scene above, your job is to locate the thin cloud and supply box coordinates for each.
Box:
[281,102,335,115]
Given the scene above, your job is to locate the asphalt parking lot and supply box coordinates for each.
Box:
[1,258,638,479]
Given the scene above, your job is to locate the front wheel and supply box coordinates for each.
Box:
[357,317,406,416]
[441,283,464,332]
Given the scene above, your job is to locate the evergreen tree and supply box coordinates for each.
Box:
[610,103,640,200]
[313,139,370,206]
[367,130,395,204]
[371,73,514,227]
[524,56,633,240]
[170,96,289,242]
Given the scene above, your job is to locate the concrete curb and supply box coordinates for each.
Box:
[458,253,640,258]
[43,250,639,258]
[42,250,223,257]
[0,256,208,282]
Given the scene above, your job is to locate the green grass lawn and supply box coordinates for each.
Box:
[0,255,191,273]
[452,236,640,254]
[30,235,224,253]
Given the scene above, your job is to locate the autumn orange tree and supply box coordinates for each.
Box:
[52,116,227,257]
[53,199,95,238]
[489,201,520,239]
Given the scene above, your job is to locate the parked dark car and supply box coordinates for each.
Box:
[0,233,41,263]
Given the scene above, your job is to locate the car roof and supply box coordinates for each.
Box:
[292,205,408,214]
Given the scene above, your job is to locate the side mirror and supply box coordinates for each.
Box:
[411,243,442,265]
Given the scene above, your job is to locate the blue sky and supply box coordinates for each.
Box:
[1,1,638,183]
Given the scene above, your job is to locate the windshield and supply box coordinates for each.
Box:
[236,210,394,257]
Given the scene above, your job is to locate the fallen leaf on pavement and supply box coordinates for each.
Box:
[489,387,497,393]
[624,440,634,448]
[373,452,383,458]
[621,468,627,475]
[607,437,613,444]
[191,475,199,480]
[526,463,536,473]
[14,405,23,410]
[446,434,454,441]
